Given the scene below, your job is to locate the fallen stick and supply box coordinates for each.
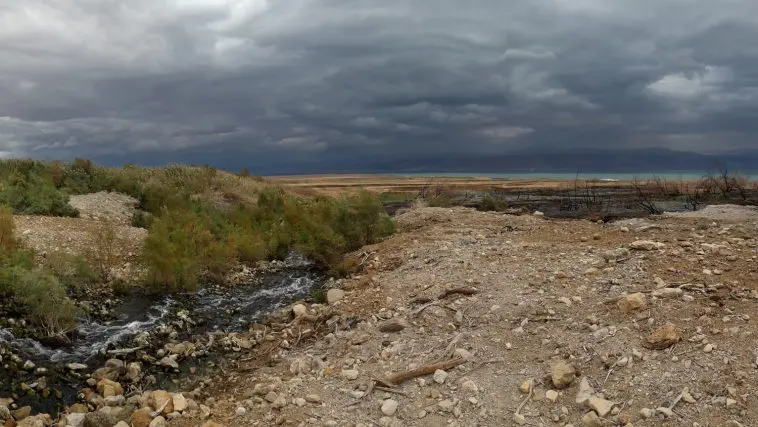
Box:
[374,385,408,396]
[438,287,479,299]
[383,357,467,386]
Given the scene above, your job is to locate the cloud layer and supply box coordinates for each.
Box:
[2,0,758,170]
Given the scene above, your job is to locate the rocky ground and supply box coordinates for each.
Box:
[3,204,758,427]
[172,205,758,427]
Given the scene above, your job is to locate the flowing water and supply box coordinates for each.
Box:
[0,258,323,414]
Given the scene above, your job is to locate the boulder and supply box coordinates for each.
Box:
[643,322,681,350]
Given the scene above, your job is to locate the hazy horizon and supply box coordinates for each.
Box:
[2,1,758,172]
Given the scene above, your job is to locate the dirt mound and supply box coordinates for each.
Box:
[68,191,140,225]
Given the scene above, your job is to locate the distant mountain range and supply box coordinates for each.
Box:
[97,147,758,175]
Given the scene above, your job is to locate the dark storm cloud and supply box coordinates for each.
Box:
[1,0,758,167]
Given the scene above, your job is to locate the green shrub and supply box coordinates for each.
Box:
[0,174,78,217]
[13,269,78,335]
[480,194,507,211]
[0,205,17,260]
[43,253,98,288]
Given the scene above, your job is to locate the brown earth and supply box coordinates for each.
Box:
[172,205,758,427]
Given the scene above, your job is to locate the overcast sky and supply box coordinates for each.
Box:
[1,0,757,169]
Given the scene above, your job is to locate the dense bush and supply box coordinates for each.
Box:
[0,207,79,335]
[0,174,78,217]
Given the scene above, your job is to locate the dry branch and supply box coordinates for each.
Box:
[438,287,479,299]
[383,357,466,386]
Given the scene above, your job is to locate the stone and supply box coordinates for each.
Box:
[588,397,614,417]
[640,408,654,418]
[461,379,479,393]
[656,407,674,418]
[130,408,153,427]
[630,240,665,251]
[70,404,89,413]
[114,422,129,427]
[454,348,474,361]
[0,406,11,421]
[305,394,322,403]
[82,411,117,427]
[381,399,398,416]
[67,363,88,371]
[293,397,306,407]
[575,378,595,405]
[617,293,646,313]
[148,390,174,415]
[703,343,714,353]
[433,369,448,384]
[97,378,124,397]
[172,393,188,412]
[22,360,35,370]
[125,362,142,383]
[148,416,167,427]
[200,422,223,427]
[65,413,86,427]
[199,404,212,418]
[326,289,345,304]
[550,360,576,389]
[652,288,683,298]
[513,413,526,424]
[582,411,603,427]
[341,369,359,380]
[292,304,307,317]
[602,248,630,261]
[104,395,125,406]
[378,318,408,333]
[16,414,51,427]
[235,406,246,416]
[12,406,31,421]
[159,355,179,370]
[519,379,533,393]
[643,322,681,350]
[545,390,559,402]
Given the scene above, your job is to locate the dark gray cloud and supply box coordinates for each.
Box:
[1,0,758,170]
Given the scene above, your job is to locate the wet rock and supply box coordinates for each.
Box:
[11,406,31,421]
[66,363,88,371]
[327,289,345,304]
[550,360,576,389]
[83,411,117,427]
[643,322,681,350]
[22,360,35,370]
[617,293,646,313]
[381,399,398,416]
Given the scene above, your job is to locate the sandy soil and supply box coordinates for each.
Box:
[173,205,758,427]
